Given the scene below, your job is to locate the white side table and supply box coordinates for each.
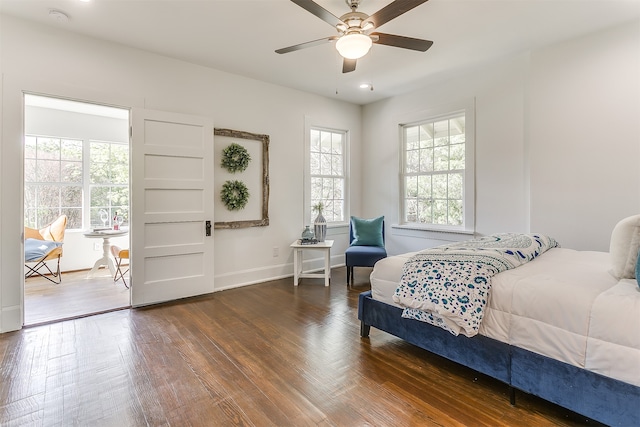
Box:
[290,240,334,287]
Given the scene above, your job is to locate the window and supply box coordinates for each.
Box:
[24,136,129,230]
[24,136,83,229]
[307,127,348,224]
[400,108,474,231]
[88,141,129,228]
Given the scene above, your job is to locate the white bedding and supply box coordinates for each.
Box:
[370,247,640,387]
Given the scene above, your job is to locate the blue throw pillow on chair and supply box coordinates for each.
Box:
[24,238,63,262]
[351,216,384,247]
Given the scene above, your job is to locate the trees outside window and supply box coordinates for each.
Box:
[400,111,473,230]
[89,141,129,228]
[24,136,129,230]
[309,128,347,224]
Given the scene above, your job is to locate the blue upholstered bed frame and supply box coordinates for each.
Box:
[358,291,640,427]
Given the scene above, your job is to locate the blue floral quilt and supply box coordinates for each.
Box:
[392,233,558,337]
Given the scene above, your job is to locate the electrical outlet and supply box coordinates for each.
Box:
[272,246,279,257]
[94,242,101,251]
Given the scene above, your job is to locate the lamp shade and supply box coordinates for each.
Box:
[335,33,372,60]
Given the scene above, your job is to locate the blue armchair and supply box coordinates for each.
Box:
[345,216,387,285]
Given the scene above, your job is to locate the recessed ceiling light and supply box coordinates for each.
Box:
[359,83,373,91]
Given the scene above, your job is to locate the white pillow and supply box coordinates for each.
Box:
[610,214,640,279]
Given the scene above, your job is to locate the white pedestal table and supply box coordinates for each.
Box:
[83,229,129,278]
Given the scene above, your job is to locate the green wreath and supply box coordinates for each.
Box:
[221,143,251,173]
[221,180,250,211]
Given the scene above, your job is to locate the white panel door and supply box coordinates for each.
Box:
[130,109,214,306]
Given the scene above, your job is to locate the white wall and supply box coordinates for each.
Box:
[362,20,640,255]
[528,22,640,250]
[362,54,531,255]
[0,15,361,332]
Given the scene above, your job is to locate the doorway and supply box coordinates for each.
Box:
[23,94,131,325]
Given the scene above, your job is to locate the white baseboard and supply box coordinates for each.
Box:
[214,255,344,291]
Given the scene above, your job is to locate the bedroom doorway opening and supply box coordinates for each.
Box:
[23,94,131,325]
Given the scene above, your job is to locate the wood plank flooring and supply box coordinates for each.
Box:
[24,269,130,325]
[1,267,603,426]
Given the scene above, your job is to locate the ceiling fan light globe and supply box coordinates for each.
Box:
[336,33,372,59]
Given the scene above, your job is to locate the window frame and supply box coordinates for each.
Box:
[398,99,475,233]
[86,139,130,229]
[304,118,350,228]
[24,135,84,230]
[24,134,130,231]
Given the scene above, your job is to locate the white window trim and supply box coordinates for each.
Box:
[85,138,130,228]
[303,116,350,228]
[396,98,476,233]
[24,135,84,230]
[25,134,129,231]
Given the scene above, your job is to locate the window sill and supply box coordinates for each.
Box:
[391,224,475,242]
[392,224,474,234]
[326,223,349,236]
[327,222,349,229]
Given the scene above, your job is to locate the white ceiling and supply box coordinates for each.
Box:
[2,0,640,105]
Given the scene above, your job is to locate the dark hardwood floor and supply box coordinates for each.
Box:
[1,267,603,426]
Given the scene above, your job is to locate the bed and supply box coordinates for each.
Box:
[358,217,640,427]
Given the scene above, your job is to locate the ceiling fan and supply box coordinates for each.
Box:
[275,0,433,73]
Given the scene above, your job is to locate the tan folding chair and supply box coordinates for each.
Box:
[110,245,130,288]
[24,214,67,284]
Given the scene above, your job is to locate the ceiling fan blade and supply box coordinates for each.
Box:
[276,36,338,54]
[289,0,344,27]
[342,58,357,73]
[371,32,433,52]
[367,0,429,28]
